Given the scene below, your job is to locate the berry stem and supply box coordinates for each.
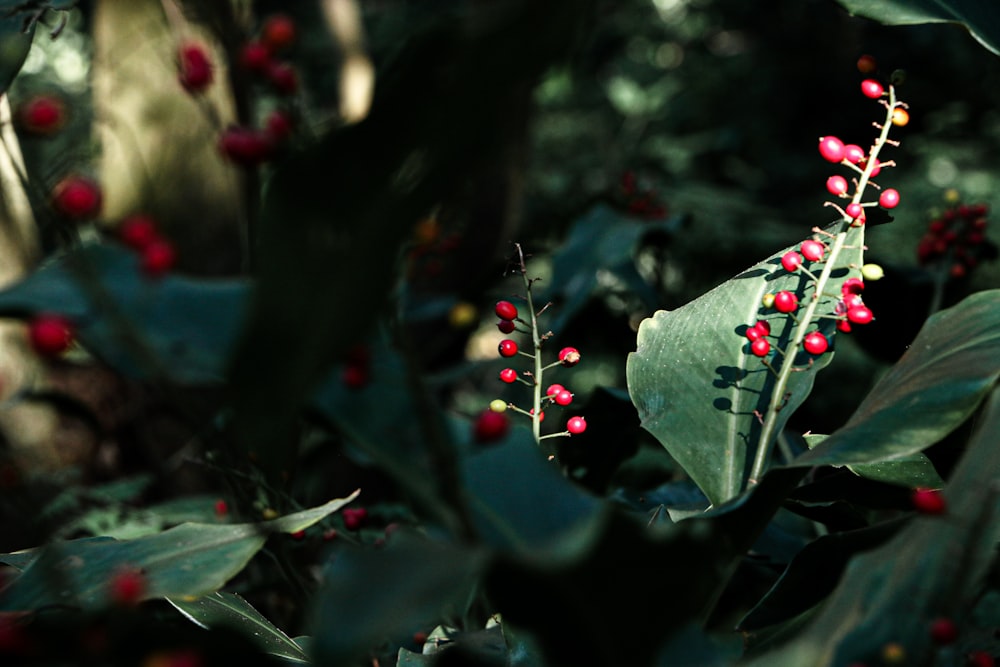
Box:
[749,85,900,487]
[514,243,544,446]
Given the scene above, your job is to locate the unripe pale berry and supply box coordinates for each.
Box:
[495,300,518,320]
[559,347,581,366]
[879,188,900,209]
[566,416,587,435]
[861,263,884,281]
[489,399,507,413]
[818,136,846,163]
[891,107,909,127]
[860,79,884,99]
[803,332,828,355]
[773,291,798,313]
[826,175,848,196]
[750,338,770,357]
[761,293,775,308]
[498,339,518,357]
[800,240,825,261]
[499,368,517,383]
[781,251,802,272]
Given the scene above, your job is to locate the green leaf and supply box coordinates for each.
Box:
[0,493,357,610]
[0,244,248,383]
[0,10,34,94]
[835,0,1000,57]
[792,290,1000,468]
[167,592,308,663]
[311,532,487,666]
[745,389,1000,666]
[627,225,864,506]
[803,435,943,488]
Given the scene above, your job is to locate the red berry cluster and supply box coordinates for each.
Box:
[477,248,588,444]
[916,200,991,278]
[118,214,177,278]
[619,171,668,219]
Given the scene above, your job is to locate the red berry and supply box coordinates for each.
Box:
[290,529,306,540]
[28,313,74,357]
[800,240,825,262]
[860,79,884,99]
[559,347,581,366]
[773,291,798,313]
[109,567,146,606]
[911,488,946,515]
[529,408,545,422]
[495,300,518,320]
[498,339,518,357]
[879,188,900,209]
[342,507,368,530]
[845,202,864,220]
[473,409,508,442]
[929,617,958,645]
[261,14,297,51]
[178,43,213,93]
[52,175,102,220]
[497,320,516,334]
[140,238,176,278]
[750,338,770,357]
[218,127,274,166]
[837,319,852,333]
[566,416,587,435]
[847,305,873,324]
[413,631,429,646]
[755,320,771,335]
[18,94,66,135]
[843,293,865,310]
[857,54,877,74]
[119,215,158,250]
[214,499,228,517]
[499,368,517,383]
[342,364,368,388]
[266,62,298,95]
[745,325,764,342]
[818,136,846,163]
[554,390,573,406]
[781,251,802,272]
[546,383,565,396]
[841,278,865,295]
[967,651,995,667]
[826,175,848,196]
[803,332,828,355]
[240,40,272,73]
[843,144,865,164]
[265,110,294,142]
[863,158,882,177]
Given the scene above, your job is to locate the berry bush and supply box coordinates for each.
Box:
[1,2,1000,667]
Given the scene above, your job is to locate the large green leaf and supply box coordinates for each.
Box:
[0,7,34,94]
[627,225,864,506]
[792,290,1000,468]
[802,435,943,488]
[0,493,357,610]
[0,243,248,383]
[746,389,1000,666]
[167,592,308,664]
[836,0,1000,57]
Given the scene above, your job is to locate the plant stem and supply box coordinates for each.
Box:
[749,86,900,486]
[514,243,544,445]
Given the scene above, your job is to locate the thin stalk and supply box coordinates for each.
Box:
[749,86,900,485]
[514,243,544,445]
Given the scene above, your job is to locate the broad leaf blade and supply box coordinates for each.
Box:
[167,592,308,663]
[836,0,1000,57]
[627,225,863,506]
[793,290,1000,468]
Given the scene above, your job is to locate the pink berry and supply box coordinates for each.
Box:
[140,238,176,278]
[773,291,798,313]
[52,175,102,220]
[495,300,518,320]
[847,305,873,324]
[498,339,518,357]
[863,158,882,177]
[342,507,368,530]
[119,215,159,250]
[911,488,946,515]
[554,390,573,406]
[546,383,565,396]
[860,79,884,99]
[214,499,228,517]
[843,144,865,164]
[800,240,825,262]
[29,313,74,357]
[929,617,958,645]
[559,347,581,366]
[178,43,213,93]
[218,126,274,166]
[879,188,900,209]
[803,332,828,355]
[750,338,770,357]
[841,278,865,295]
[818,136,846,163]
[474,409,509,443]
[781,251,802,272]
[845,202,863,220]
[745,325,764,342]
[18,94,66,135]
[497,320,516,334]
[499,368,517,383]
[826,175,848,196]
[566,416,587,435]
